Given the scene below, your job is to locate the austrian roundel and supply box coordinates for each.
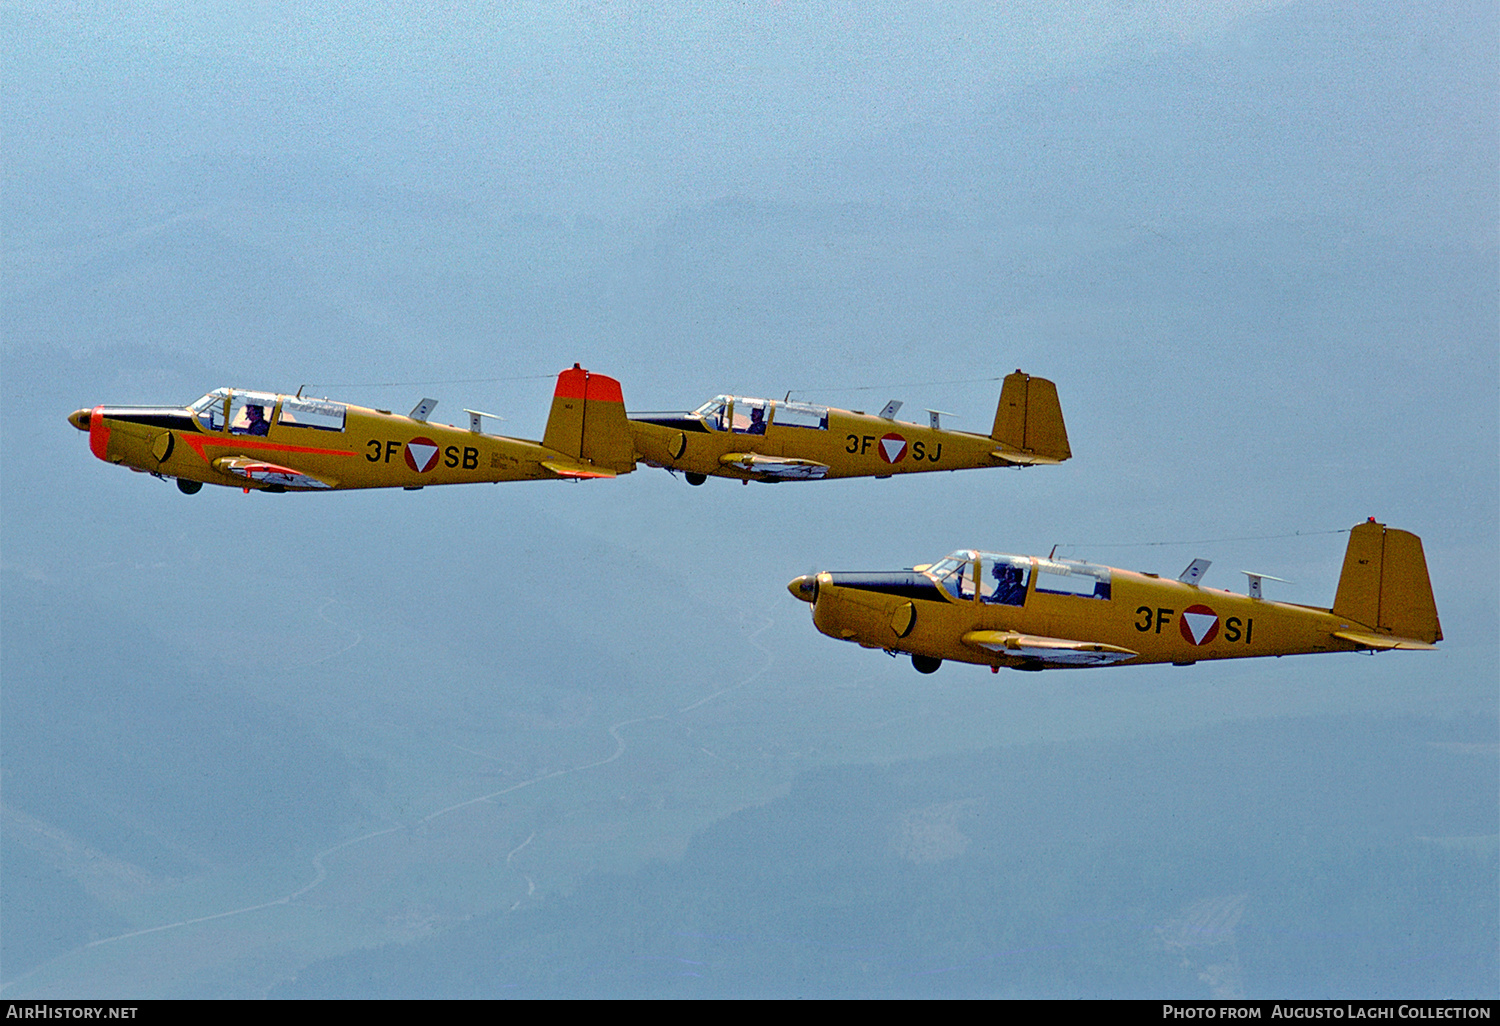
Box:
[1179,604,1221,646]
[404,437,442,473]
[877,433,908,464]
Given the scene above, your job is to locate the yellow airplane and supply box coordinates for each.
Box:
[67,365,637,494]
[788,519,1441,674]
[625,369,1070,484]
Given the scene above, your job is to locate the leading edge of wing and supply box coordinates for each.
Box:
[212,455,336,490]
[961,630,1139,666]
[718,453,830,480]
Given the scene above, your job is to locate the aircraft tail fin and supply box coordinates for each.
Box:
[991,370,1071,462]
[1331,520,1442,644]
[542,365,636,474]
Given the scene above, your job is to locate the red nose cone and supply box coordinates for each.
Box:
[88,406,110,461]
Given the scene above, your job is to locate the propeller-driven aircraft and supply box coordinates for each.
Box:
[626,370,1070,484]
[788,519,1441,674]
[67,365,636,493]
[72,366,1074,493]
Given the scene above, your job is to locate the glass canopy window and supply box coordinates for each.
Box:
[1033,558,1113,600]
[279,396,346,431]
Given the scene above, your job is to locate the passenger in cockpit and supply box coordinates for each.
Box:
[989,563,1027,606]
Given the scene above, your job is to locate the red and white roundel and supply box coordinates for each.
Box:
[1179,604,1221,646]
[404,437,441,473]
[877,433,908,464]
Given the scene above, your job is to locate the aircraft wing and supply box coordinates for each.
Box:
[719,453,829,481]
[962,630,1138,667]
[1332,630,1440,652]
[212,455,335,490]
[540,459,617,480]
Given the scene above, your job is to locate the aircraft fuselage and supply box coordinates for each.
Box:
[627,371,1069,484]
[69,376,629,492]
[790,524,1441,672]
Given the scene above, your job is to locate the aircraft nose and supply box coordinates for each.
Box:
[68,409,92,431]
[787,574,820,603]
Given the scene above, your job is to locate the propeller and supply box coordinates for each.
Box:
[787,572,820,604]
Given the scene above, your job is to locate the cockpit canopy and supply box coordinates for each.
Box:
[922,549,1112,605]
[187,389,346,433]
[189,388,233,431]
[692,396,829,433]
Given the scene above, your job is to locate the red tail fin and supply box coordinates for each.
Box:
[542,364,634,473]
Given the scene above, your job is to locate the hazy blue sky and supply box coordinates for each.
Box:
[3,0,1494,998]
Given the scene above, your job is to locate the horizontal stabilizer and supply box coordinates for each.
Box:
[212,456,334,490]
[719,452,830,480]
[962,630,1137,666]
[988,448,1067,466]
[541,459,617,480]
[1332,629,1439,652]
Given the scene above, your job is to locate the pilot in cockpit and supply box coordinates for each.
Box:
[240,404,270,436]
[748,404,766,435]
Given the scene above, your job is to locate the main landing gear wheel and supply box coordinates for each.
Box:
[685,472,707,486]
[176,479,203,495]
[911,654,942,674]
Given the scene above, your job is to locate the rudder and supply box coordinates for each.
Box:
[1332,520,1442,643]
[991,370,1071,461]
